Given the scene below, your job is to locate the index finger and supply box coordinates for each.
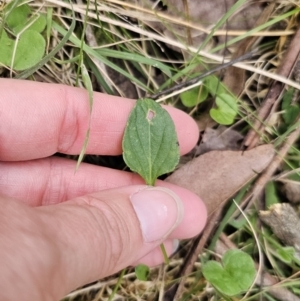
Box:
[0,79,199,161]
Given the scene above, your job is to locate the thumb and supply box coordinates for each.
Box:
[38,185,184,295]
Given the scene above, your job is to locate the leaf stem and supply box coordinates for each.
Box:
[107,268,126,301]
[160,243,170,265]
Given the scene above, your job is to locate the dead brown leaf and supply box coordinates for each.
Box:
[281,180,300,204]
[195,126,243,155]
[167,144,274,216]
[129,0,262,53]
[260,203,300,258]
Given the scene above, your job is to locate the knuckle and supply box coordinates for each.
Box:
[75,195,133,271]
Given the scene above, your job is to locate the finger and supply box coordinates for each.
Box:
[0,79,199,161]
[0,157,144,206]
[0,157,207,239]
[44,186,203,284]
[0,187,204,299]
[0,197,68,300]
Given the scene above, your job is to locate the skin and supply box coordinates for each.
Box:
[0,79,207,301]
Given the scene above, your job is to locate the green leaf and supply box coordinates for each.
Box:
[210,93,238,125]
[180,85,208,107]
[203,76,239,124]
[5,3,31,30]
[13,30,45,70]
[135,264,150,281]
[0,29,45,70]
[0,30,14,66]
[15,5,76,79]
[122,99,180,186]
[12,14,47,34]
[13,14,47,34]
[265,181,279,208]
[204,75,227,96]
[202,249,256,296]
[28,14,47,33]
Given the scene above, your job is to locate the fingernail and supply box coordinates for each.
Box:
[130,187,184,243]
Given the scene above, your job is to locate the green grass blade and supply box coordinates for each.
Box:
[46,6,53,51]
[196,0,247,54]
[52,22,171,93]
[15,1,76,79]
[85,55,115,95]
[96,48,172,77]
[75,63,94,171]
[211,8,300,53]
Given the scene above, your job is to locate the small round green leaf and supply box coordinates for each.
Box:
[210,93,238,125]
[205,75,220,93]
[135,264,150,281]
[28,14,47,33]
[13,30,45,70]
[0,31,14,66]
[202,249,256,296]
[14,14,47,34]
[122,99,180,186]
[5,3,31,30]
[180,85,208,107]
[204,75,227,96]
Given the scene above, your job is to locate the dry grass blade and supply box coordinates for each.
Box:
[244,23,300,149]
[223,2,276,96]
[237,113,300,216]
[45,0,300,90]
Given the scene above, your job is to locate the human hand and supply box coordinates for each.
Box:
[0,79,207,300]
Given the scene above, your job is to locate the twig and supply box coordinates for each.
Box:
[243,24,300,149]
[150,52,254,100]
[236,113,300,219]
[291,59,300,105]
[223,2,276,96]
